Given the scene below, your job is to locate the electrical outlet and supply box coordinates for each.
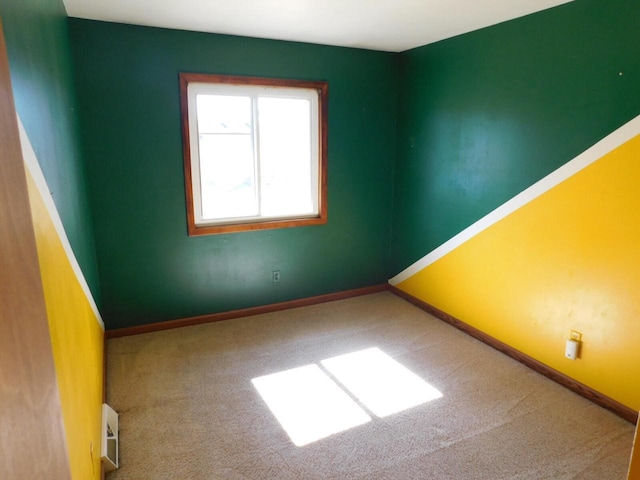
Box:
[272,270,281,283]
[570,330,582,342]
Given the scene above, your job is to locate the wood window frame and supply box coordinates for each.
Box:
[179,73,328,236]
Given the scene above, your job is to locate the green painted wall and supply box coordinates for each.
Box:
[69,20,397,329]
[391,0,640,272]
[0,0,100,301]
[66,0,639,329]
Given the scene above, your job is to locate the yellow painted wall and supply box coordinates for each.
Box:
[25,170,104,480]
[397,134,640,410]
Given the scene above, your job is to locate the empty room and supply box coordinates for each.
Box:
[2,0,640,479]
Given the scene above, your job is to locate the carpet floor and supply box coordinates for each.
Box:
[106,292,634,479]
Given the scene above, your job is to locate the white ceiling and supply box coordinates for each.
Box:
[63,0,574,53]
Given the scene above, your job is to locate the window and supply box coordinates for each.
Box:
[179,73,328,235]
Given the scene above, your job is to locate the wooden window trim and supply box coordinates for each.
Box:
[179,73,328,236]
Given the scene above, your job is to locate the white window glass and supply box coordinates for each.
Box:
[183,76,324,234]
[258,97,313,217]
[196,95,252,135]
[196,95,256,220]
[198,134,256,219]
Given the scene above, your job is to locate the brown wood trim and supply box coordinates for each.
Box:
[179,72,328,236]
[107,284,387,338]
[178,72,196,235]
[0,18,72,479]
[388,285,639,424]
[189,215,327,235]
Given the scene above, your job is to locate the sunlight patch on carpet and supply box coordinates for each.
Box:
[322,347,443,417]
[252,364,371,447]
[252,347,443,447]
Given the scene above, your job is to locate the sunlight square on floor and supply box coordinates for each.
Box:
[252,347,443,447]
[321,347,443,417]
[252,364,371,447]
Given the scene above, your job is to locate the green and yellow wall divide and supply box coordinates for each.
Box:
[2,0,106,476]
[391,116,640,411]
[20,119,105,480]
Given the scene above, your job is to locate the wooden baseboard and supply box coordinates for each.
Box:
[388,285,638,424]
[106,284,388,339]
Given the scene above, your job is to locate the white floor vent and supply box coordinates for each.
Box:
[101,403,119,472]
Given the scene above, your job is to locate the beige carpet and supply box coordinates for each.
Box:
[106,292,634,479]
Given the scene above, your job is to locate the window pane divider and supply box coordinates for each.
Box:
[252,96,262,218]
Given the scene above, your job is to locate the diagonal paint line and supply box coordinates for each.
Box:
[389,114,640,286]
[18,115,104,329]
